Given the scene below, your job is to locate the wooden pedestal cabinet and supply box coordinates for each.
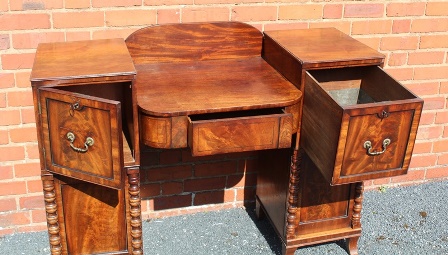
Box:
[31,39,143,255]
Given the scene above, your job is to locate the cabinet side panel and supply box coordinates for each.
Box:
[256,149,291,239]
[61,182,127,254]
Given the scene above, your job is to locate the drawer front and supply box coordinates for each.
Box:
[40,88,123,189]
[341,108,413,178]
[188,112,292,156]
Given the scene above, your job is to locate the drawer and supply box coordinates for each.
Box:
[301,66,423,185]
[188,109,293,156]
[39,88,124,189]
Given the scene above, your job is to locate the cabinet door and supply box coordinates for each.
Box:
[39,87,124,189]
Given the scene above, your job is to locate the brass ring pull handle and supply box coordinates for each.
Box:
[363,138,391,156]
[66,132,94,153]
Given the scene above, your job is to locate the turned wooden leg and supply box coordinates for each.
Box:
[255,197,265,220]
[282,244,296,255]
[42,177,62,255]
[346,236,360,255]
[128,167,143,255]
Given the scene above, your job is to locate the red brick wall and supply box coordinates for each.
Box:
[0,0,447,235]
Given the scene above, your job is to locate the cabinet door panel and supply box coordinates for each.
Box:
[40,88,123,189]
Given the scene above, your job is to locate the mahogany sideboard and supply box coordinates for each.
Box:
[30,22,423,255]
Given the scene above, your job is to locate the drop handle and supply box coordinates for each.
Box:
[66,132,94,153]
[363,138,391,156]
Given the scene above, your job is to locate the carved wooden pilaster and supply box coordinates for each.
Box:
[127,168,143,255]
[286,149,302,239]
[42,178,62,255]
[351,182,364,229]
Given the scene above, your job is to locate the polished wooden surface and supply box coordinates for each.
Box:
[264,28,384,69]
[31,39,136,83]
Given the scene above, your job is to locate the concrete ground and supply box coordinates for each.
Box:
[1,180,447,255]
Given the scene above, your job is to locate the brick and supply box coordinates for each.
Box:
[426,166,448,180]
[387,53,407,66]
[420,35,448,49]
[182,7,230,23]
[436,111,448,124]
[444,126,448,138]
[158,149,182,165]
[323,4,342,19]
[0,13,50,30]
[237,158,259,174]
[411,18,448,33]
[413,141,432,154]
[391,169,425,183]
[1,53,35,70]
[146,0,193,5]
[404,82,439,96]
[161,181,183,195]
[0,129,8,145]
[194,161,237,177]
[27,179,43,193]
[352,20,392,35]
[14,71,31,88]
[264,22,308,31]
[105,10,156,27]
[392,19,411,34]
[182,7,230,22]
[17,224,47,233]
[194,190,225,206]
[233,6,277,22]
[92,28,136,40]
[0,34,9,50]
[419,111,435,125]
[344,4,384,18]
[0,198,16,212]
[414,66,448,80]
[422,97,446,110]
[0,0,7,11]
[0,109,21,125]
[158,9,180,24]
[380,36,419,51]
[66,31,91,41]
[236,186,256,201]
[386,2,425,17]
[53,11,104,29]
[0,228,14,236]
[416,126,443,140]
[383,68,413,81]
[438,153,448,165]
[0,73,15,89]
[279,4,323,20]
[140,183,160,198]
[354,37,380,51]
[409,154,437,168]
[0,181,27,196]
[31,209,46,223]
[7,90,34,107]
[92,0,141,7]
[0,92,5,108]
[65,0,90,8]
[146,165,192,182]
[10,0,63,10]
[152,194,191,210]
[433,140,448,153]
[408,51,445,65]
[372,177,390,186]
[19,195,45,209]
[426,2,448,16]
[21,107,36,124]
[227,173,257,188]
[441,82,448,94]
[309,21,351,35]
[0,212,31,228]
[0,145,25,162]
[12,32,64,49]
[0,165,13,180]
[14,162,40,178]
[184,177,226,192]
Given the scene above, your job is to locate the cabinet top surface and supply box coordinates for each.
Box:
[264,28,384,68]
[30,38,136,83]
[135,57,302,117]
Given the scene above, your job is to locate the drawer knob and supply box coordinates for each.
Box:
[66,132,94,153]
[363,138,391,156]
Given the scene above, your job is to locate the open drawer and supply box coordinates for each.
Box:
[188,109,293,156]
[301,66,423,185]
